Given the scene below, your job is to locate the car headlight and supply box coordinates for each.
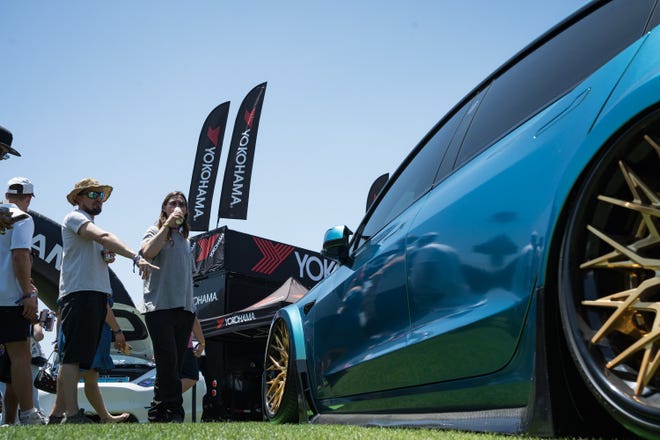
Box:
[137,377,155,387]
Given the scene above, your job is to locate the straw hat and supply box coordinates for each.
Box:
[66,178,113,206]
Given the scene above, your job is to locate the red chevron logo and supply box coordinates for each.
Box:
[195,234,219,262]
[215,317,225,329]
[207,125,220,146]
[244,108,256,128]
[251,237,294,275]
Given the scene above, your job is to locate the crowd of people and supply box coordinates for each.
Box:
[0,125,205,425]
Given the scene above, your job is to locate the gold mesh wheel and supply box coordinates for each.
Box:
[580,134,660,396]
[558,114,660,439]
[264,319,290,416]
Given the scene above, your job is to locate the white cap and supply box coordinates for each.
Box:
[7,177,35,197]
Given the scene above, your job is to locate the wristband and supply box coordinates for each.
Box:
[112,329,123,334]
[15,293,36,304]
[132,252,141,273]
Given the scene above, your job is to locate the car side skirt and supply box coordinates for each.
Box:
[310,408,526,433]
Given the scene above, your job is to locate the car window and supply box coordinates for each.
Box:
[433,92,483,185]
[454,0,653,168]
[355,101,468,249]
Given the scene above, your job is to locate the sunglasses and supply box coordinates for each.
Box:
[80,191,106,200]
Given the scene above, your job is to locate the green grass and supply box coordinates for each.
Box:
[0,421,558,440]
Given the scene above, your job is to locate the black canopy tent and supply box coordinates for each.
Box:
[204,277,308,340]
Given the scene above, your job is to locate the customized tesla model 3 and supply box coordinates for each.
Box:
[262,1,660,438]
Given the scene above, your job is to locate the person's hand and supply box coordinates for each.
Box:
[101,249,116,264]
[0,211,13,232]
[24,285,39,322]
[165,208,184,229]
[137,257,159,280]
[193,342,205,358]
[113,330,126,351]
[21,293,38,321]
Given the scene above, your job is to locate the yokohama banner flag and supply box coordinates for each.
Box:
[218,82,267,220]
[187,102,230,231]
[366,173,389,212]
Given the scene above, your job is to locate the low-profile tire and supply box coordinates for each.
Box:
[263,319,299,423]
[558,110,660,439]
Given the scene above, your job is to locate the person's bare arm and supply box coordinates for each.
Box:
[32,322,44,342]
[105,304,126,351]
[140,225,171,260]
[77,222,159,276]
[192,317,205,357]
[12,248,37,318]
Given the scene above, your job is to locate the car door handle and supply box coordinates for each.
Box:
[534,87,590,138]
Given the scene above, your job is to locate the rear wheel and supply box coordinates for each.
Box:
[263,319,299,423]
[558,111,660,439]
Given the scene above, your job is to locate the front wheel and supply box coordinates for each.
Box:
[558,111,660,439]
[263,319,299,423]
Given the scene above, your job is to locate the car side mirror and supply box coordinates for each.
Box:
[322,225,353,265]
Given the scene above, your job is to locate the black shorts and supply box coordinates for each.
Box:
[59,291,107,369]
[180,348,199,381]
[0,306,31,344]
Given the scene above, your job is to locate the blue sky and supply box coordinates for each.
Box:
[2,0,589,322]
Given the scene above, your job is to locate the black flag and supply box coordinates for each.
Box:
[188,102,230,231]
[218,82,267,221]
[366,173,389,212]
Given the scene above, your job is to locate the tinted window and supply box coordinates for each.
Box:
[455,0,653,167]
[433,92,483,184]
[356,103,468,247]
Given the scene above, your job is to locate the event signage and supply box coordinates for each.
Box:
[187,102,230,231]
[218,82,267,220]
[190,226,335,288]
[366,173,389,212]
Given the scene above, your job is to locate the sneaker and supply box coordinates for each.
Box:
[148,401,168,423]
[18,408,48,425]
[148,401,184,423]
[165,405,184,423]
[62,409,95,424]
[47,414,64,425]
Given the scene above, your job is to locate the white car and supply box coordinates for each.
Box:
[38,303,205,423]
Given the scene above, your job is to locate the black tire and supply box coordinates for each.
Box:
[262,319,299,423]
[558,110,660,439]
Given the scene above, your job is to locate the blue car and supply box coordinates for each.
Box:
[261,1,660,438]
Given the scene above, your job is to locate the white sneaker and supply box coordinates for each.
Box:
[18,408,48,425]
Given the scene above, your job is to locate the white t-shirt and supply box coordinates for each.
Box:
[58,207,112,298]
[0,203,34,306]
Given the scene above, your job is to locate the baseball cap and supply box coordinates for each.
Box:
[7,177,35,197]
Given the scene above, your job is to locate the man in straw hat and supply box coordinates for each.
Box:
[52,178,158,424]
[0,177,48,425]
[0,126,22,235]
